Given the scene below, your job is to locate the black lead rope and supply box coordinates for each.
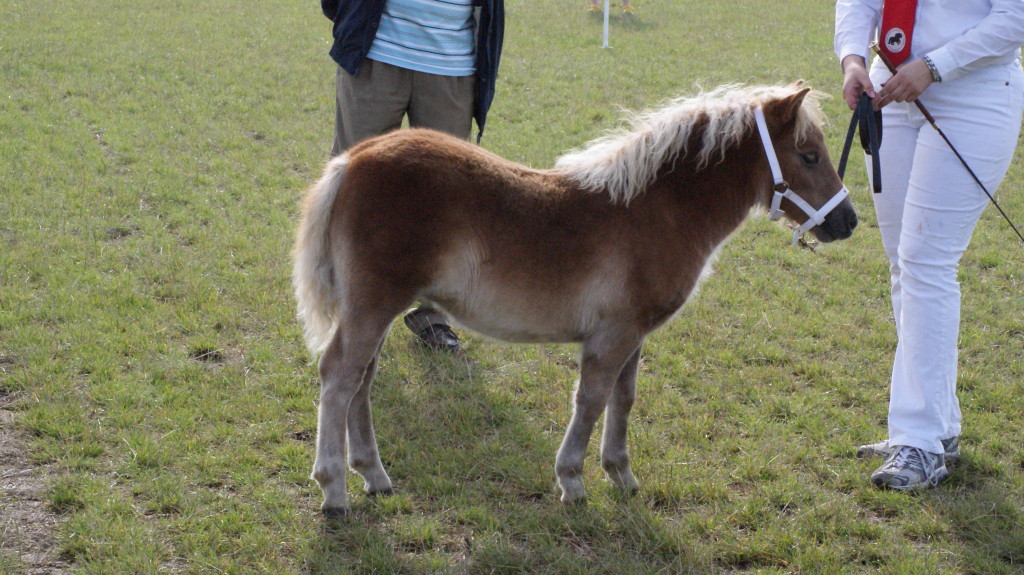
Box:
[837,92,882,193]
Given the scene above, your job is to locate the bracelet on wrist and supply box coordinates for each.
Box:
[922,55,942,83]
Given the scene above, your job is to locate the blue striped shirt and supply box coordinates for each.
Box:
[367,0,476,76]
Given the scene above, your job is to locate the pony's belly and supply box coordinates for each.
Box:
[458,316,582,344]
[422,292,585,344]
[418,248,595,343]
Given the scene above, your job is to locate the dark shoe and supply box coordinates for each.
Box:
[404,318,460,352]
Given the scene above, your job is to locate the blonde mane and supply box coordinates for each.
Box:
[553,84,827,205]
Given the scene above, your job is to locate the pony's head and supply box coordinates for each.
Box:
[755,85,858,244]
[554,83,857,244]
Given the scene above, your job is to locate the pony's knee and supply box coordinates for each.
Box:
[572,394,609,423]
[614,384,637,407]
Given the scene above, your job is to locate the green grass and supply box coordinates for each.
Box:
[3,0,1024,573]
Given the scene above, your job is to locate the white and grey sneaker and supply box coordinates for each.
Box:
[857,436,959,462]
[870,445,949,490]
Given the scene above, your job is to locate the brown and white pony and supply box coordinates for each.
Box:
[293,83,857,516]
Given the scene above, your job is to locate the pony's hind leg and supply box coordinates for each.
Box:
[600,346,642,494]
[346,335,393,497]
[555,333,643,504]
[312,308,399,516]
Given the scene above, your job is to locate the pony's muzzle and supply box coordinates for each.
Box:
[770,185,856,245]
[812,198,858,242]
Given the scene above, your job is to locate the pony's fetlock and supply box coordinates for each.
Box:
[312,459,349,511]
[603,463,639,493]
[319,489,350,514]
[558,475,588,503]
[358,468,393,496]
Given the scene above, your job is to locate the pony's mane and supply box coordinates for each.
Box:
[553,84,827,204]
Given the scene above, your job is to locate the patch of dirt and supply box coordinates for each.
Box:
[0,394,70,574]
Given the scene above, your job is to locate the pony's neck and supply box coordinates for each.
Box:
[649,128,770,246]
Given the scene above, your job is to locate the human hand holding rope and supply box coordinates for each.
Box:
[840,54,874,109]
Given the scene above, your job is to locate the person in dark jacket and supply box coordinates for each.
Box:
[321,0,504,353]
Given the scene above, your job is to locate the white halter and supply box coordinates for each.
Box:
[754,106,850,246]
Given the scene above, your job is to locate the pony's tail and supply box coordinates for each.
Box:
[293,153,349,355]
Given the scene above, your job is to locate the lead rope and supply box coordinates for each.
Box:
[837,92,882,193]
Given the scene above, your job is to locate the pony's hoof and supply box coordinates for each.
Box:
[561,496,588,507]
[603,464,640,493]
[322,506,350,519]
[610,486,640,501]
[367,487,394,498]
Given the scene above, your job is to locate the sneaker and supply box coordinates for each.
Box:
[870,445,948,490]
[622,4,636,13]
[857,436,959,462]
[587,3,602,11]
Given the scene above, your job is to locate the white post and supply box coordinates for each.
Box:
[602,0,610,48]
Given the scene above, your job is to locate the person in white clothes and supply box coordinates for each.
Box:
[834,0,1024,489]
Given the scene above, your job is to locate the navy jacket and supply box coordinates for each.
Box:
[321,0,504,140]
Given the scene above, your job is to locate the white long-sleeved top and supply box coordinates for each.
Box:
[835,0,1024,82]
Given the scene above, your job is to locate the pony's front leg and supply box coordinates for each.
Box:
[600,346,641,494]
[555,336,641,504]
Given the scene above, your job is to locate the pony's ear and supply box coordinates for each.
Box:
[763,87,811,127]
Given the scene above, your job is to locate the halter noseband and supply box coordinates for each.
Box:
[754,106,850,246]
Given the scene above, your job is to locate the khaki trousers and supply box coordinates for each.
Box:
[331,59,475,156]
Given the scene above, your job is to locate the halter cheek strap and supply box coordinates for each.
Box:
[754,106,850,246]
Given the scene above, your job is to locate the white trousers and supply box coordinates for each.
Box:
[866,61,1024,454]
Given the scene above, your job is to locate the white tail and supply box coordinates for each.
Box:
[293,153,349,354]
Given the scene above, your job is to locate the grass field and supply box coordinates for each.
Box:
[2,0,1024,573]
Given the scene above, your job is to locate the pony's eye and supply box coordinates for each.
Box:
[801,151,820,165]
